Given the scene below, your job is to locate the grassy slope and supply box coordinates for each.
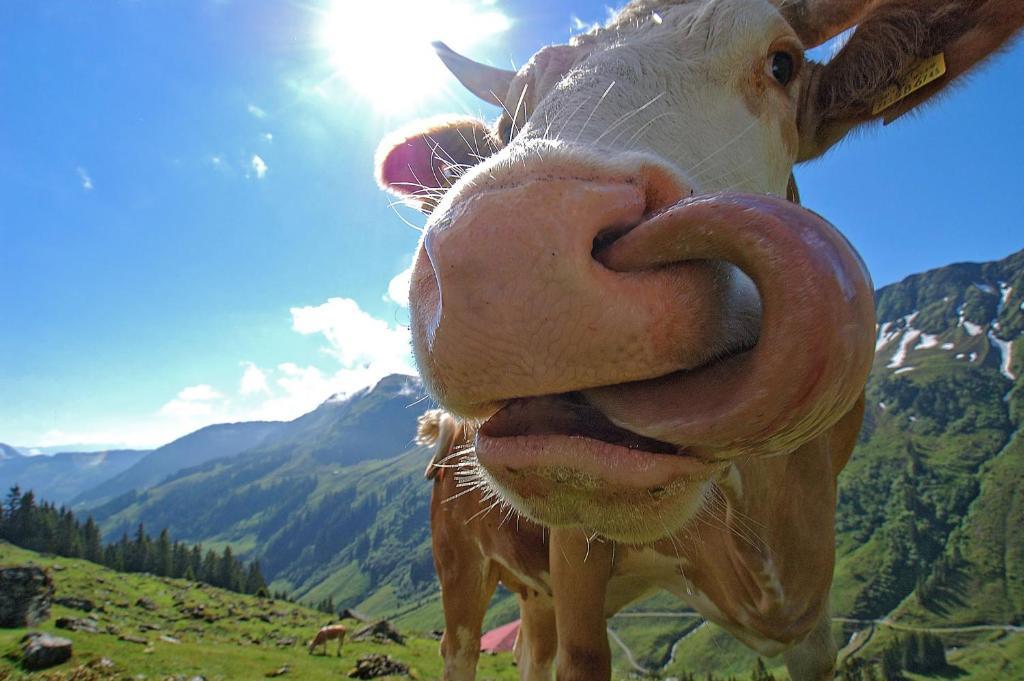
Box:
[0,542,520,681]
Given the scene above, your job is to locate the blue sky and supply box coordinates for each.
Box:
[1,1,1022,450]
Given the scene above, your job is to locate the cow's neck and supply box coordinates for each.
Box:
[651,397,863,648]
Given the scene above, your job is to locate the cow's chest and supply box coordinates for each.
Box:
[609,539,793,657]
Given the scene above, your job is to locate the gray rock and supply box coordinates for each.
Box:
[118,634,148,645]
[55,616,99,633]
[135,597,157,611]
[0,566,54,628]
[55,596,96,612]
[352,619,405,645]
[21,632,73,671]
[347,654,409,679]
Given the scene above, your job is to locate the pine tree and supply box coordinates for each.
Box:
[218,546,238,590]
[245,560,268,596]
[190,545,203,579]
[752,658,776,681]
[82,517,103,563]
[202,549,219,585]
[155,528,173,577]
[880,639,903,681]
[130,523,151,572]
[171,541,189,578]
[11,490,37,548]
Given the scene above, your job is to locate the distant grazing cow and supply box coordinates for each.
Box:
[308,624,346,656]
[379,1,1024,680]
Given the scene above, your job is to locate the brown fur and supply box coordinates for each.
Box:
[308,624,346,656]
[799,0,1024,158]
[417,410,556,681]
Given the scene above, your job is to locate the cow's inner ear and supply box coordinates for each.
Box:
[796,1,1024,161]
[375,116,502,212]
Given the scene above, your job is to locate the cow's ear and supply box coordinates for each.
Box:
[796,0,1024,161]
[375,116,501,212]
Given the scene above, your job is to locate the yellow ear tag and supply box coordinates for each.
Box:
[872,53,947,119]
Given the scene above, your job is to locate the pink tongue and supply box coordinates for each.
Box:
[584,193,875,459]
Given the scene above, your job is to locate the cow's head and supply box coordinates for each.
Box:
[377,0,1022,542]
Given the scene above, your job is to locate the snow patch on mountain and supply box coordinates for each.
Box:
[915,334,939,350]
[876,321,899,352]
[956,304,985,336]
[974,282,996,295]
[963,321,984,336]
[889,328,922,368]
[988,331,1017,380]
[998,282,1013,314]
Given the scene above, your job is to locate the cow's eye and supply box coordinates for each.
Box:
[770,51,796,86]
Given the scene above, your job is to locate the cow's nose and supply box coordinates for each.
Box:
[408,166,759,417]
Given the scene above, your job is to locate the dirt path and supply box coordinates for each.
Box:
[607,626,649,674]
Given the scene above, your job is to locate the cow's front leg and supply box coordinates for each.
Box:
[515,591,556,681]
[439,558,499,681]
[782,606,836,681]
[550,528,613,681]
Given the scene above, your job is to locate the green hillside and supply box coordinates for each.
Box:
[0,541,519,680]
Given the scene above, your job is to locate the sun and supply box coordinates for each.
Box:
[320,0,511,112]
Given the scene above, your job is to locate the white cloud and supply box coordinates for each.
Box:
[76,166,93,191]
[251,154,268,179]
[239,362,271,396]
[290,297,412,372]
[177,384,223,401]
[384,265,413,307]
[247,103,267,119]
[141,297,414,443]
[263,132,273,142]
[160,384,226,418]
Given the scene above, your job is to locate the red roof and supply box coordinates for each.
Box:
[480,619,520,653]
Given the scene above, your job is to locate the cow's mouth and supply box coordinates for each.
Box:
[481,392,680,454]
[476,389,725,491]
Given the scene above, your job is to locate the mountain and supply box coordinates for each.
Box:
[71,420,286,508]
[85,373,434,611]
[0,447,149,506]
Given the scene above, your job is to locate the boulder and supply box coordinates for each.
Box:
[55,596,96,612]
[55,616,99,633]
[135,597,157,611]
[118,634,148,645]
[21,632,73,671]
[347,654,409,679]
[0,566,54,627]
[338,608,372,622]
[352,619,405,645]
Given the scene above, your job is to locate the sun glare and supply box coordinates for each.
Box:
[320,0,511,112]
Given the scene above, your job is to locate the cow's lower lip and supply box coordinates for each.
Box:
[476,394,722,489]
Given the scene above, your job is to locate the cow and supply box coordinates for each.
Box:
[418,409,557,681]
[377,1,1024,680]
[308,624,347,656]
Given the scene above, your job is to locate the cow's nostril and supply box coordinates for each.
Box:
[591,225,636,260]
